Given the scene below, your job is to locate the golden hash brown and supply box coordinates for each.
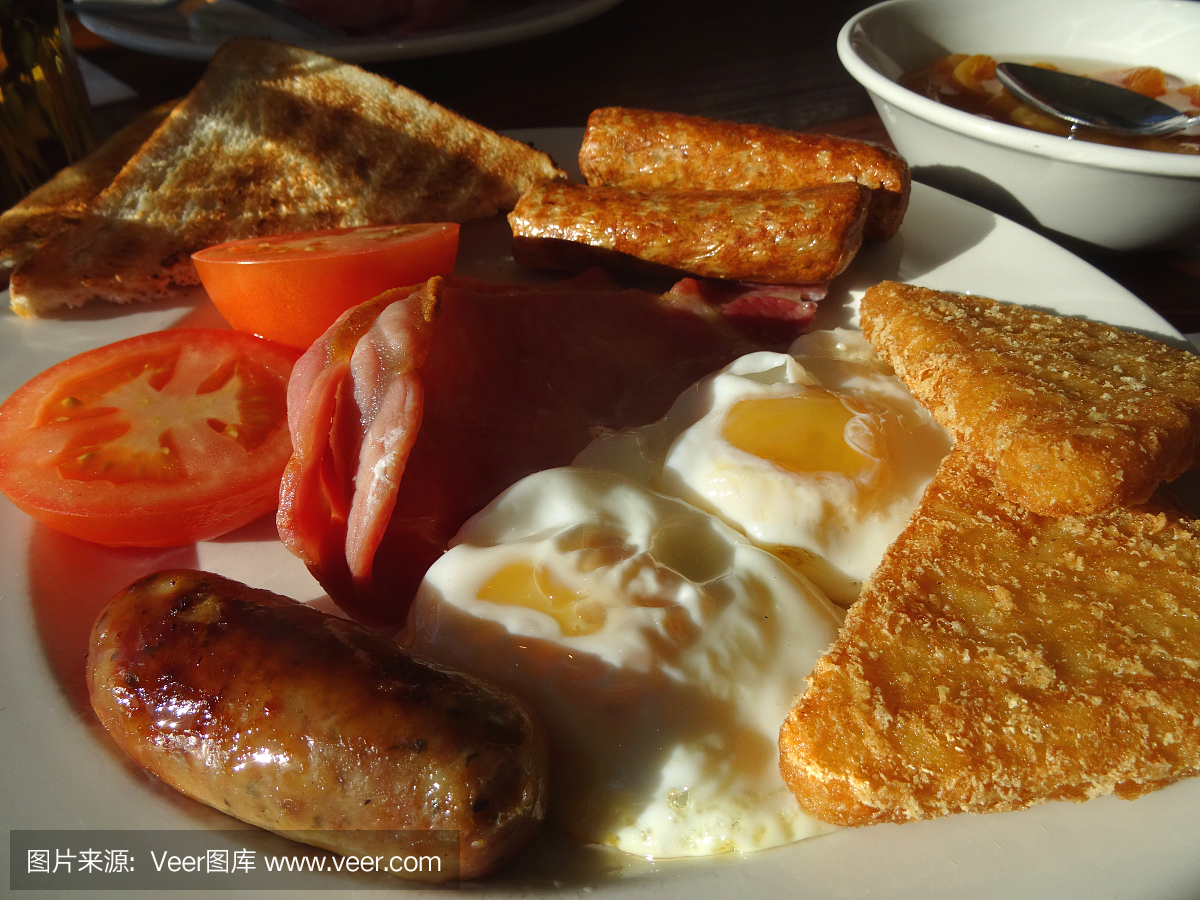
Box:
[858,281,1200,516]
[779,449,1200,827]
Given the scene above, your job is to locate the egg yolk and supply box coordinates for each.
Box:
[720,392,870,476]
[477,561,608,636]
[474,520,713,646]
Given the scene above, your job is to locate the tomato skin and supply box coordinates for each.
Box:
[2,473,281,548]
[0,329,300,547]
[193,223,460,350]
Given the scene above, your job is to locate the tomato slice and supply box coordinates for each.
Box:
[193,223,460,350]
[0,328,300,547]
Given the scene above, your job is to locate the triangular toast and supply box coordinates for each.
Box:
[9,38,567,317]
[779,449,1200,826]
[859,281,1200,515]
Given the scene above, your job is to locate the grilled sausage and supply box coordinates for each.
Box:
[86,569,548,881]
[509,181,869,284]
[578,107,910,242]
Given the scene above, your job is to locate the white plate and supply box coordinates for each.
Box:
[2,128,1199,899]
[76,0,624,63]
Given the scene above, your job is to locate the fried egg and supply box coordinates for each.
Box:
[574,329,952,606]
[404,467,843,858]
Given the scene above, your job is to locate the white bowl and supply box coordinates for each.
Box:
[838,0,1200,252]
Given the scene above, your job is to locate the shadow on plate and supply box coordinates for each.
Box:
[203,511,284,543]
[25,284,213,323]
[27,523,200,718]
[25,509,309,718]
[816,235,909,329]
[1165,467,1200,518]
[899,174,1000,282]
[913,164,1038,234]
[24,523,249,830]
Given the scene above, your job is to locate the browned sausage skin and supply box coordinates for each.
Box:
[578,107,910,242]
[86,569,548,881]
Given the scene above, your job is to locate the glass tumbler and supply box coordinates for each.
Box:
[1,0,97,208]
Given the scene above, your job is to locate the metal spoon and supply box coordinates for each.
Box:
[995,62,1200,137]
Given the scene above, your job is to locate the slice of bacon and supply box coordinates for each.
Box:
[279,282,440,608]
[278,275,760,628]
[666,277,823,345]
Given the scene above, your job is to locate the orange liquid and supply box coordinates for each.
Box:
[901,54,1200,155]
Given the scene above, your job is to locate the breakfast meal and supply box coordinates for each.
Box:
[0,102,176,290]
[4,31,1199,888]
[87,569,548,880]
[577,107,911,241]
[7,39,566,317]
[901,54,1200,154]
[508,181,870,284]
[779,448,1200,826]
[859,281,1200,516]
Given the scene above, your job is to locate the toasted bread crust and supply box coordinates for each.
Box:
[509,181,869,284]
[10,39,567,317]
[859,281,1200,515]
[779,449,1200,827]
[578,107,910,241]
[0,102,176,295]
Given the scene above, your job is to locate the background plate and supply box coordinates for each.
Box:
[76,0,624,63]
[1,128,1198,898]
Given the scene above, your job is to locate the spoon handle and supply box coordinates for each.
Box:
[996,62,1200,138]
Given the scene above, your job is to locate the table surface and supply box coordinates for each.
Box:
[71,0,1200,333]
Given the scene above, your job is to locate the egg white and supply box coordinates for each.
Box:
[404,467,843,858]
[575,329,952,605]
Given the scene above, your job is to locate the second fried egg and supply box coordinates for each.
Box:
[575,329,952,605]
